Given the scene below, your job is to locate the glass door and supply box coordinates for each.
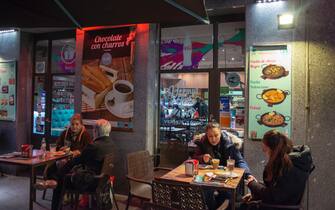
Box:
[31,33,75,148]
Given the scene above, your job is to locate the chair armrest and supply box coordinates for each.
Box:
[126,175,152,186]
[154,167,173,171]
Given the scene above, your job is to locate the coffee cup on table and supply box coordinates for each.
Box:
[211,158,220,170]
[112,80,134,104]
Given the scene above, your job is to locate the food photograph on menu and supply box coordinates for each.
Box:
[81,26,136,131]
[0,61,16,121]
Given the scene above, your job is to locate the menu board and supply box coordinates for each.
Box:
[248,45,291,139]
[81,26,136,131]
[0,61,16,121]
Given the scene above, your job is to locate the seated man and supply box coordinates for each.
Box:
[51,119,116,210]
[192,122,253,209]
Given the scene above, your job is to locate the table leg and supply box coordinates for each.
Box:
[29,166,36,210]
[231,189,236,210]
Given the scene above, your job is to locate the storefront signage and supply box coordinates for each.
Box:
[81,26,136,131]
[248,45,291,139]
[0,61,16,121]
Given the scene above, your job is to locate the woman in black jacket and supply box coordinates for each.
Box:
[243,130,312,210]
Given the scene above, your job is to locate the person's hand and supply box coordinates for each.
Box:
[242,193,253,203]
[203,154,212,163]
[245,175,257,186]
[72,150,81,157]
[59,146,67,151]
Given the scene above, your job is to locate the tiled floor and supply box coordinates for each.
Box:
[0,174,141,210]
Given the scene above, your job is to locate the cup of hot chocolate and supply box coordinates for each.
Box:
[112,80,133,104]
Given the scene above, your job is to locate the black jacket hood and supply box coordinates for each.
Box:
[289,145,314,174]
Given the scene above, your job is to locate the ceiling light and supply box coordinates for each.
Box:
[278,13,294,29]
[0,29,17,34]
[255,0,285,3]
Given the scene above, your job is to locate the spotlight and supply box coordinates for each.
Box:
[278,13,294,29]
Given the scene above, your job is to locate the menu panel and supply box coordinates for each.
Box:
[0,61,16,121]
[248,45,291,139]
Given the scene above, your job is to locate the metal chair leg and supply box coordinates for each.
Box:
[42,189,47,200]
[126,192,132,210]
[74,193,80,210]
[111,187,119,210]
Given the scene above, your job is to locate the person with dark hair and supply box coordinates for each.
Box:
[242,130,313,210]
[193,122,253,209]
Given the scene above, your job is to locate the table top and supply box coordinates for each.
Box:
[158,164,245,190]
[0,150,71,167]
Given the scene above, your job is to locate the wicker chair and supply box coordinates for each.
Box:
[152,179,229,210]
[126,150,172,210]
[61,153,119,210]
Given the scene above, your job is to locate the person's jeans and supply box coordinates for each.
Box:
[204,189,232,210]
[51,175,72,210]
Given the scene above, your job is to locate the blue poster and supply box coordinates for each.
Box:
[0,61,16,121]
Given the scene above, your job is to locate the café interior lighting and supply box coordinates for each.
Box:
[255,0,285,3]
[0,29,17,34]
[278,13,294,29]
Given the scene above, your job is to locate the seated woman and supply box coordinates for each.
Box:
[192,122,252,209]
[46,113,92,180]
[56,113,92,157]
[243,130,313,209]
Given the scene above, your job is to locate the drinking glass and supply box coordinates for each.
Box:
[49,143,57,153]
[227,158,235,176]
[211,159,220,170]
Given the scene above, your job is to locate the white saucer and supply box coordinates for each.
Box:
[214,171,238,178]
[105,91,134,118]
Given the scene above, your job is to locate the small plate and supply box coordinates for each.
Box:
[199,164,225,170]
[52,151,66,156]
[214,171,238,178]
[105,91,134,118]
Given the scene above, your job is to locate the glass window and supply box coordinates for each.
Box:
[160,73,209,143]
[35,40,48,74]
[160,24,213,70]
[218,22,245,68]
[51,75,75,136]
[33,76,46,134]
[51,39,76,73]
[219,72,245,129]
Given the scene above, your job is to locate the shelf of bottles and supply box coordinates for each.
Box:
[51,76,75,136]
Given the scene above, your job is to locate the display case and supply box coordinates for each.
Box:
[51,76,75,136]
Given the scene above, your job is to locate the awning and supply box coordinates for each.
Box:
[0,0,209,28]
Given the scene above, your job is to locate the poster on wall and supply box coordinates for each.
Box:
[0,61,16,121]
[81,26,136,131]
[248,45,291,139]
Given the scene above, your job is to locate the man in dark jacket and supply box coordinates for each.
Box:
[245,145,314,210]
[51,119,116,210]
[192,122,253,209]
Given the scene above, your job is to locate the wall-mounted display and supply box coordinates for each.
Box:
[248,45,291,139]
[81,26,136,131]
[0,61,16,121]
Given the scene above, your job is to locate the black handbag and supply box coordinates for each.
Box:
[70,164,96,191]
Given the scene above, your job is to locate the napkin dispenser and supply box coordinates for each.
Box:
[185,159,199,176]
